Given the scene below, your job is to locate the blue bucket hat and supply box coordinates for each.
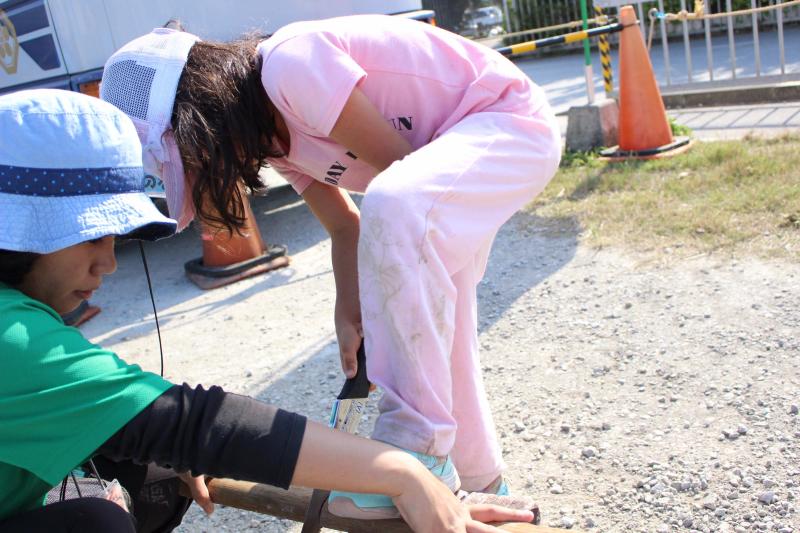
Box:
[0,89,177,254]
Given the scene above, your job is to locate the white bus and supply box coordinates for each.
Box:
[1,0,434,96]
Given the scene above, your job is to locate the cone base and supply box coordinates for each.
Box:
[600,137,693,161]
[185,244,291,290]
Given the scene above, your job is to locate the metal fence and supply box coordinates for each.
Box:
[423,0,800,90]
[638,0,800,87]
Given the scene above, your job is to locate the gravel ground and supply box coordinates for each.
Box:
[82,185,799,532]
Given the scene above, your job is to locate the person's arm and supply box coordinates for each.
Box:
[301,86,416,376]
[327,86,414,172]
[302,182,362,378]
[98,384,532,532]
[294,422,533,533]
[97,384,305,486]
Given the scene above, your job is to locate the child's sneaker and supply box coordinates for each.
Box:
[480,475,510,496]
[327,450,460,520]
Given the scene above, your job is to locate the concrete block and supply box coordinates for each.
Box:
[565,99,619,152]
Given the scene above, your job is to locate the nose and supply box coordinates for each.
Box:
[91,236,118,276]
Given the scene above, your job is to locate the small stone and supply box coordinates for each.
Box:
[582,447,598,458]
[722,428,739,440]
[703,494,719,510]
[513,420,527,433]
[758,491,776,505]
[244,370,253,378]
[561,516,576,529]
[551,483,564,494]
[656,525,669,533]
[584,517,596,528]
[790,404,799,415]
[737,424,748,435]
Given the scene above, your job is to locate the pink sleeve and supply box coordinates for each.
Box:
[268,160,314,195]
[260,33,367,136]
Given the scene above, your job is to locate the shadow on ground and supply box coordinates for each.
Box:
[82,185,581,395]
[81,185,320,341]
[240,208,582,422]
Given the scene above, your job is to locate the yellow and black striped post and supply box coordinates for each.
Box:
[595,6,614,95]
[494,23,623,58]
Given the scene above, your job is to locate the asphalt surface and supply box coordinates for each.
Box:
[506,25,800,141]
[512,27,800,115]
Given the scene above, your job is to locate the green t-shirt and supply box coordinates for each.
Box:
[0,284,173,520]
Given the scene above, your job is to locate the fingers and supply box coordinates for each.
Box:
[468,504,534,524]
[466,519,506,533]
[336,321,363,379]
[466,521,502,533]
[188,476,214,515]
[340,347,358,378]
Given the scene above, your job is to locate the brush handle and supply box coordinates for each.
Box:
[336,340,370,400]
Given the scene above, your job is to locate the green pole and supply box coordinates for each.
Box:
[579,0,596,103]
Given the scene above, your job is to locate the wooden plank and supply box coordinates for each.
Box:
[182,478,580,533]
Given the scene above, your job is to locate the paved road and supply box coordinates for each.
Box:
[513,27,800,115]
[508,27,800,140]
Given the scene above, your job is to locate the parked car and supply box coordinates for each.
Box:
[460,6,504,38]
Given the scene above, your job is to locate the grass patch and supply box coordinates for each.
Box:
[528,134,800,260]
[669,117,693,137]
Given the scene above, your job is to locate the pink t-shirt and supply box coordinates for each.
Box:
[258,15,547,194]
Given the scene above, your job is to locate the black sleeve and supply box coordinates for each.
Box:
[96,384,307,490]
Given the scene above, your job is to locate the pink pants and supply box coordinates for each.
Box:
[358,103,561,491]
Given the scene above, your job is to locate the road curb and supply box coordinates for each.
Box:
[557,82,800,116]
[661,81,800,109]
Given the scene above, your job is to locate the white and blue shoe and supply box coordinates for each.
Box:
[327,450,461,520]
[480,475,510,496]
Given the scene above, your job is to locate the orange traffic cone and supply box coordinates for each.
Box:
[601,5,692,160]
[184,193,290,290]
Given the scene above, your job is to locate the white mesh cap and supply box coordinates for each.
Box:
[101,28,201,231]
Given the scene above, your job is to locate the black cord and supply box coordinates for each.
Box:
[70,472,83,498]
[55,244,164,504]
[138,241,165,377]
[86,458,107,490]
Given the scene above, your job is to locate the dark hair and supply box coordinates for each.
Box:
[0,250,39,286]
[171,37,280,232]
